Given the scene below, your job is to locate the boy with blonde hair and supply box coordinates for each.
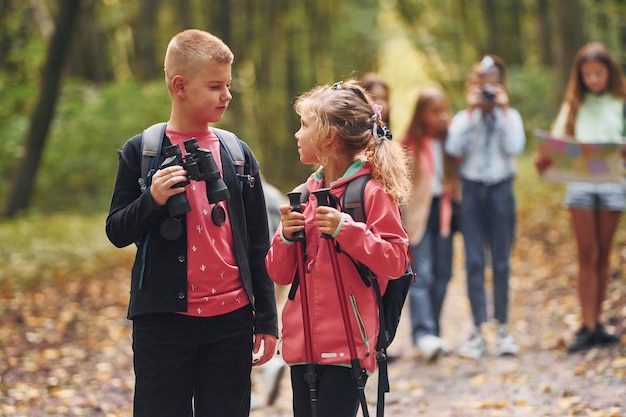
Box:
[106,29,278,417]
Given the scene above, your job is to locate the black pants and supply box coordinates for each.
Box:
[291,364,367,417]
[132,306,253,417]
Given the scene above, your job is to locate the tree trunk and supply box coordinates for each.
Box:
[67,0,111,82]
[134,0,161,80]
[537,0,554,66]
[175,0,191,31]
[556,0,585,95]
[482,0,500,55]
[502,0,524,65]
[3,0,82,218]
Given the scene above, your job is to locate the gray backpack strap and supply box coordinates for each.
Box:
[140,122,167,190]
[210,127,255,189]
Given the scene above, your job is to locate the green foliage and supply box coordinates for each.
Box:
[0,212,134,293]
[31,80,170,213]
[2,0,625,215]
[507,65,561,153]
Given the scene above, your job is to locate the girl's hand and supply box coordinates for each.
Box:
[466,84,483,108]
[492,83,509,108]
[150,165,188,206]
[279,204,305,241]
[315,206,343,236]
[534,154,553,173]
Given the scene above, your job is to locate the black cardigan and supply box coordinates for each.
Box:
[105,130,278,337]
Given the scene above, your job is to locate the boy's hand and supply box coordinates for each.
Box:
[315,206,342,236]
[149,166,188,206]
[279,204,305,241]
[252,333,278,366]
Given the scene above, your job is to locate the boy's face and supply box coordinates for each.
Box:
[180,61,232,125]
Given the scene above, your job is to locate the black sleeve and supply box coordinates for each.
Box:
[241,143,278,337]
[105,135,169,248]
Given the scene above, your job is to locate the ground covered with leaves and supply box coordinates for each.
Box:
[1,179,625,416]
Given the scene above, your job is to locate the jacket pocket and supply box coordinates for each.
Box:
[349,292,370,354]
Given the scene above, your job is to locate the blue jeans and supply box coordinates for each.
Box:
[409,197,454,342]
[461,178,516,327]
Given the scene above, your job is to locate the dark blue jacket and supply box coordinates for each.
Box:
[105,130,278,337]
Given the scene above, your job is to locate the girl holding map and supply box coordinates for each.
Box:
[540,41,625,353]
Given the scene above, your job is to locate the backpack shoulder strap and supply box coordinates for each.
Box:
[210,127,255,189]
[294,182,309,204]
[341,174,371,223]
[140,122,167,190]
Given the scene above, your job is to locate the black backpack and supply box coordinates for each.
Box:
[291,174,414,417]
[139,122,253,191]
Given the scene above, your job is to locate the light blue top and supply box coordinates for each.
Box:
[445,107,526,184]
[551,93,624,143]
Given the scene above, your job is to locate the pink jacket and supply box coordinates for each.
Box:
[265,163,409,373]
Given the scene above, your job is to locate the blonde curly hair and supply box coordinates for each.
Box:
[294,80,411,204]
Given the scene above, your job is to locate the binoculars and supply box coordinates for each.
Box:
[160,138,230,219]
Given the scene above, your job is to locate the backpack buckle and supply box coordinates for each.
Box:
[237,174,255,187]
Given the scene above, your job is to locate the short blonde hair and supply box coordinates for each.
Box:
[164,29,233,83]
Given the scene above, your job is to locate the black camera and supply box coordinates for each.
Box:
[481,83,497,104]
[160,138,230,219]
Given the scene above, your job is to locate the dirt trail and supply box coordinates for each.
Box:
[1,237,624,416]
[252,235,626,417]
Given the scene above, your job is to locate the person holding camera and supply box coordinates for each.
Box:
[105,29,278,417]
[445,55,526,359]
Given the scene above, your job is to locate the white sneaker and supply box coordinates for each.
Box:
[416,335,444,361]
[458,328,488,359]
[495,324,519,356]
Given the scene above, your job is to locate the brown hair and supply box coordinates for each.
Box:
[294,80,411,204]
[402,84,457,187]
[403,84,448,145]
[560,41,626,136]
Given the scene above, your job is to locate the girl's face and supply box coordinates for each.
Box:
[580,60,609,94]
[419,97,450,139]
[295,114,320,165]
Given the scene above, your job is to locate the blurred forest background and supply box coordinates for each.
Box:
[1,2,626,415]
[2,0,626,217]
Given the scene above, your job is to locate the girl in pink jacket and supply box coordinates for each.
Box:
[265,80,410,417]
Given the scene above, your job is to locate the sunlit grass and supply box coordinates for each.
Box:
[0,213,134,293]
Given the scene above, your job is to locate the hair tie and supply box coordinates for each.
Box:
[373,124,392,143]
[373,104,383,121]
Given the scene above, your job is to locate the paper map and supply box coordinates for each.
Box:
[535,129,624,184]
